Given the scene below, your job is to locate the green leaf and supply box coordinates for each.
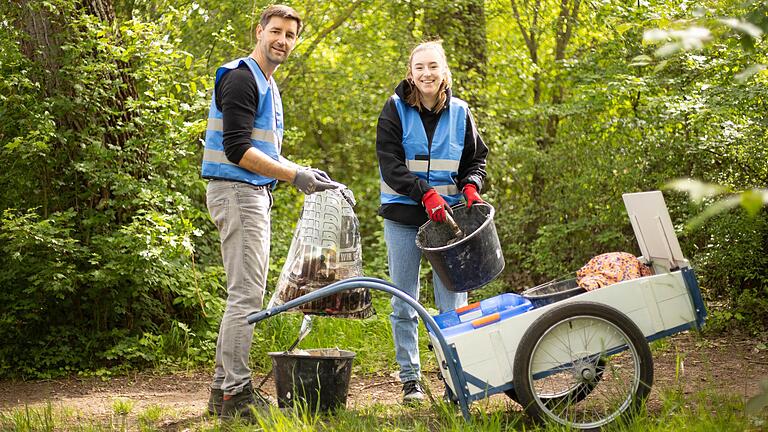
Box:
[653,59,669,72]
[685,196,741,231]
[664,178,727,203]
[719,18,763,39]
[629,55,652,67]
[741,189,766,216]
[735,64,766,83]
[185,55,192,69]
[616,23,634,35]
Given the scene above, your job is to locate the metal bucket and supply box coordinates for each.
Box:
[269,348,356,411]
[416,203,505,292]
[521,278,586,308]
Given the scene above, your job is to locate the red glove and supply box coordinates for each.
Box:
[422,189,451,222]
[463,184,483,207]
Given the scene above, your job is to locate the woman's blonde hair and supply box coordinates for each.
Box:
[405,41,452,112]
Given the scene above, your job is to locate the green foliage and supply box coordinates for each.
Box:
[481,0,768,319]
[691,209,768,329]
[111,398,134,416]
[640,2,768,328]
[3,0,768,379]
[0,390,754,431]
[0,0,219,377]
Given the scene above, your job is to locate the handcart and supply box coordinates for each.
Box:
[247,191,707,430]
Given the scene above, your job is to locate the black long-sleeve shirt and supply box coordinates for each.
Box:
[376,80,488,226]
[215,63,261,165]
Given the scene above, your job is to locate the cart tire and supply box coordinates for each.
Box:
[512,301,653,430]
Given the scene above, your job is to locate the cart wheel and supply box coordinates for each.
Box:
[506,358,606,406]
[512,302,653,430]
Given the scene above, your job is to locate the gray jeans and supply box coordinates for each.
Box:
[206,180,272,395]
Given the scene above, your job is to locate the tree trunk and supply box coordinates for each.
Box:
[423,0,487,105]
[14,0,65,94]
[509,0,580,149]
[510,0,542,105]
[545,0,581,144]
[84,0,116,21]
[12,0,142,222]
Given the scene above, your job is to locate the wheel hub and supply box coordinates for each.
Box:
[572,355,598,384]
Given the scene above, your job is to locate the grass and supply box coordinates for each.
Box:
[1,278,759,431]
[0,389,759,432]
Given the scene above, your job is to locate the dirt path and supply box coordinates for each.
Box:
[1,331,766,426]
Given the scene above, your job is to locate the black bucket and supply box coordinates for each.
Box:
[269,348,355,411]
[416,203,505,292]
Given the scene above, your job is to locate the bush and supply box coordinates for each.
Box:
[0,1,218,377]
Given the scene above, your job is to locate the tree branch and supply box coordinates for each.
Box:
[509,0,537,62]
[510,0,541,104]
[278,0,368,90]
[554,0,581,62]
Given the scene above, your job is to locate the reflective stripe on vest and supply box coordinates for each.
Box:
[201,57,283,186]
[380,182,458,196]
[380,95,467,206]
[206,117,278,145]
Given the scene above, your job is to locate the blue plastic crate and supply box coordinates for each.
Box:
[430,293,533,338]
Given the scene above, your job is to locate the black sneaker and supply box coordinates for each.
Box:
[402,380,425,404]
[220,382,271,421]
[207,386,223,416]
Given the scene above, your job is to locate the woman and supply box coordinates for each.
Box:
[376,41,488,403]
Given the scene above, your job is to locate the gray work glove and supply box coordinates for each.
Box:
[292,168,339,194]
[309,168,332,183]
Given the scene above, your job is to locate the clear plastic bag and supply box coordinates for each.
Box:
[268,187,372,318]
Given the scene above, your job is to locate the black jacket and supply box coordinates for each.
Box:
[376,80,488,226]
[215,63,261,165]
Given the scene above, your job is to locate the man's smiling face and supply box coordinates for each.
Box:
[255,16,298,68]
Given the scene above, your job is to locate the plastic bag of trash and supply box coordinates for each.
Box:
[268,187,372,318]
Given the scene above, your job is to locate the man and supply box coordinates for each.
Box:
[201,4,337,420]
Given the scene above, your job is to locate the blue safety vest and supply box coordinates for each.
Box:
[201,57,283,186]
[380,95,467,206]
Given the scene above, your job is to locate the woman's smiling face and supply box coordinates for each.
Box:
[409,47,446,101]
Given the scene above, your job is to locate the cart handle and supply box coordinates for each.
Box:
[245,276,472,420]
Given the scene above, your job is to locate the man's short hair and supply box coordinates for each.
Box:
[260,4,302,34]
